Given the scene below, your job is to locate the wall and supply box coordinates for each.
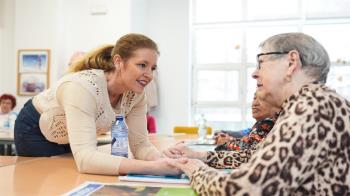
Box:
[2,0,131,112]
[58,0,131,78]
[0,0,4,93]
[143,0,191,134]
[13,0,61,110]
[0,0,15,96]
[1,0,191,134]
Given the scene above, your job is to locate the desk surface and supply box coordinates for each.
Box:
[0,130,113,145]
[0,156,36,167]
[0,134,199,195]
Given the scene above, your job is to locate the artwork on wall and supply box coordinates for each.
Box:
[17,49,50,96]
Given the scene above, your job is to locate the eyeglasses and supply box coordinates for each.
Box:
[256,51,290,69]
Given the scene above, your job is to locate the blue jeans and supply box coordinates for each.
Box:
[14,99,71,156]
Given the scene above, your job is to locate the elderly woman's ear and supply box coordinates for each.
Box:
[288,50,302,67]
[285,50,302,78]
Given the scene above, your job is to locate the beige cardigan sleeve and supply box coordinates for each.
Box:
[126,92,160,160]
[57,82,123,175]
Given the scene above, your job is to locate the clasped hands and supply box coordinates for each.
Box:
[162,141,207,176]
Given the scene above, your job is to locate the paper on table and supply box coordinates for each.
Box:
[63,181,196,196]
[119,174,190,184]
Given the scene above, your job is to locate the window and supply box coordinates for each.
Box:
[194,0,243,23]
[191,0,350,131]
[196,70,239,102]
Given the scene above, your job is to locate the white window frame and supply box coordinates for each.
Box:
[191,0,350,129]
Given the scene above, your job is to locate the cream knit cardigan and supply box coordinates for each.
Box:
[32,69,158,175]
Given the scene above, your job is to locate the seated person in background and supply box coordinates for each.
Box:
[215,93,279,145]
[164,94,280,169]
[167,32,350,195]
[147,112,157,133]
[0,93,17,155]
[14,33,180,176]
[215,93,280,151]
[0,93,17,129]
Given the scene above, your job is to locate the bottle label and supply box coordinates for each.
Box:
[111,116,128,158]
[111,137,128,157]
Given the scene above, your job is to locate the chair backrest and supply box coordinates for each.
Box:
[173,126,212,135]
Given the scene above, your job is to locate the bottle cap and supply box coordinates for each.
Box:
[116,116,124,120]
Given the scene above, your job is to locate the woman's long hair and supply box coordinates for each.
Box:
[68,33,159,73]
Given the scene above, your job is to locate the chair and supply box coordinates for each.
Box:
[173,126,212,135]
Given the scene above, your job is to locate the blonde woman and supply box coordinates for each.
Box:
[14,33,180,176]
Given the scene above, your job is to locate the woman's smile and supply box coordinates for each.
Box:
[136,79,149,87]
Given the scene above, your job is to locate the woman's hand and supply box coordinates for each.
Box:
[149,158,183,176]
[119,157,182,176]
[166,158,206,177]
[214,132,234,145]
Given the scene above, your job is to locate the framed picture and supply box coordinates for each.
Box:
[17,49,50,96]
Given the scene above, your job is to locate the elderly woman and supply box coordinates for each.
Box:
[164,93,280,169]
[0,93,17,129]
[168,33,350,195]
[214,92,279,147]
[0,93,17,155]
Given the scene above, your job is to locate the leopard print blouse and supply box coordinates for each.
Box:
[190,83,350,195]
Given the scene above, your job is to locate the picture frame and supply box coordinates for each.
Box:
[17,49,50,96]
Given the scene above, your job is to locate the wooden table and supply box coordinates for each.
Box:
[0,156,37,167]
[0,130,117,155]
[0,134,199,196]
[0,130,116,146]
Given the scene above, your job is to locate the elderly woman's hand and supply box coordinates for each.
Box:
[166,158,206,177]
[163,142,207,160]
[162,141,186,158]
[214,132,234,145]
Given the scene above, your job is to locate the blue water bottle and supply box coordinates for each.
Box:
[111,116,128,157]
